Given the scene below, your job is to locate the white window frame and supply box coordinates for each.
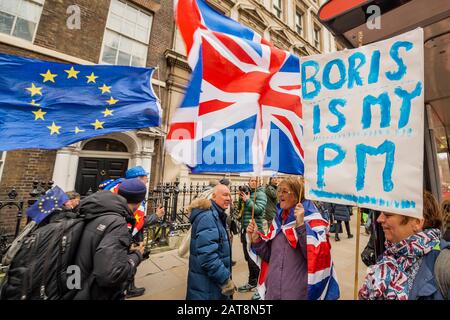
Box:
[295,8,304,37]
[99,0,153,67]
[0,0,45,43]
[272,0,283,20]
[313,25,322,49]
[0,151,6,183]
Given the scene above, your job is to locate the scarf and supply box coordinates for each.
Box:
[359,228,441,300]
[248,199,340,300]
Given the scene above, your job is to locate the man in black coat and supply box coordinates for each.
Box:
[73,178,147,300]
[331,203,354,241]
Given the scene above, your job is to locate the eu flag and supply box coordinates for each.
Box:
[26,186,70,224]
[0,53,161,151]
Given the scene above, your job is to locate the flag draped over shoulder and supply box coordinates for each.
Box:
[166,0,304,175]
[0,53,161,151]
[247,200,340,300]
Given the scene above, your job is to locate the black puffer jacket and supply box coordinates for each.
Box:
[331,203,352,222]
[73,191,142,300]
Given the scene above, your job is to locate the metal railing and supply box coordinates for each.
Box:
[0,180,245,259]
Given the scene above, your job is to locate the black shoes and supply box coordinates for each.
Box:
[335,236,340,241]
[126,281,146,298]
[348,234,354,239]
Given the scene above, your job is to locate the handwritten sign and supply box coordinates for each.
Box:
[303,29,424,218]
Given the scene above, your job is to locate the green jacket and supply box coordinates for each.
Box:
[239,187,267,231]
[264,185,277,222]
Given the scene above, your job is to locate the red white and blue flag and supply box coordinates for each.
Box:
[166,0,304,174]
[106,179,146,236]
[248,200,340,300]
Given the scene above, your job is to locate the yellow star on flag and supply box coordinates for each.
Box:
[74,127,85,134]
[65,66,80,79]
[135,213,141,223]
[102,108,114,117]
[29,100,40,107]
[106,97,118,105]
[98,84,111,94]
[40,70,57,83]
[26,83,43,96]
[32,108,46,120]
[47,122,61,135]
[86,72,98,83]
[91,119,105,130]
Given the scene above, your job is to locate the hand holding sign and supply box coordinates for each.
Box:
[294,203,305,227]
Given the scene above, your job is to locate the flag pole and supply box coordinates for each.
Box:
[251,176,259,221]
[353,30,364,300]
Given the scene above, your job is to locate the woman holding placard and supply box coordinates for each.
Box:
[359,191,450,300]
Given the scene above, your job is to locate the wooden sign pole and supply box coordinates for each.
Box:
[353,206,362,300]
[353,30,364,301]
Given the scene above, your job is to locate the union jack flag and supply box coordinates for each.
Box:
[166,0,304,174]
[248,200,340,300]
[106,179,146,236]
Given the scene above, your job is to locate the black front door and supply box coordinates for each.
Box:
[75,157,129,195]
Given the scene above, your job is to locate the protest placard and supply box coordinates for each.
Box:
[303,29,424,218]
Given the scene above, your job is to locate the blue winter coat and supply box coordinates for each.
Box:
[409,239,450,300]
[186,198,232,300]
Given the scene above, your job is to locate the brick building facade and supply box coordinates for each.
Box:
[0,0,174,234]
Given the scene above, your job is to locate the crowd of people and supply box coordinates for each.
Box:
[1,170,449,300]
[185,176,450,301]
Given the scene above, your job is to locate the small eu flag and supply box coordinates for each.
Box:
[26,186,70,224]
[0,53,161,151]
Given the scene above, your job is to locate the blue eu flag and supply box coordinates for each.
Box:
[0,53,161,151]
[26,186,70,224]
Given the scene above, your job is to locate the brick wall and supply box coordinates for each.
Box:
[34,0,110,63]
[0,150,57,234]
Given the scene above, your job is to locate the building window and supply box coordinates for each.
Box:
[0,151,5,183]
[273,0,282,20]
[83,139,128,153]
[0,0,44,42]
[100,0,153,67]
[313,26,321,49]
[295,9,304,36]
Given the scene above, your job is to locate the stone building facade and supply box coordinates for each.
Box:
[0,0,174,233]
[163,0,344,186]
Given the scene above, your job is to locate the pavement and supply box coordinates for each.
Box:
[132,217,369,300]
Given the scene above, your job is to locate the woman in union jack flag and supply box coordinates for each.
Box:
[247,176,338,300]
[359,191,450,300]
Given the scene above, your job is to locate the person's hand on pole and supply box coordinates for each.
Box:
[294,202,305,228]
[156,205,165,219]
[247,219,260,244]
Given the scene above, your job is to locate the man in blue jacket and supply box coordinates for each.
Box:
[186,184,236,300]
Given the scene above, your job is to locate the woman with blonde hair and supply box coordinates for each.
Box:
[359,191,450,300]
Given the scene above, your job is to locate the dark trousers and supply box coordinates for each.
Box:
[240,231,260,286]
[335,220,351,237]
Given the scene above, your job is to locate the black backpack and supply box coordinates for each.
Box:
[0,210,87,300]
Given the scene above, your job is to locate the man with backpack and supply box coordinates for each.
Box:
[105,165,164,298]
[72,178,148,299]
[0,180,147,300]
